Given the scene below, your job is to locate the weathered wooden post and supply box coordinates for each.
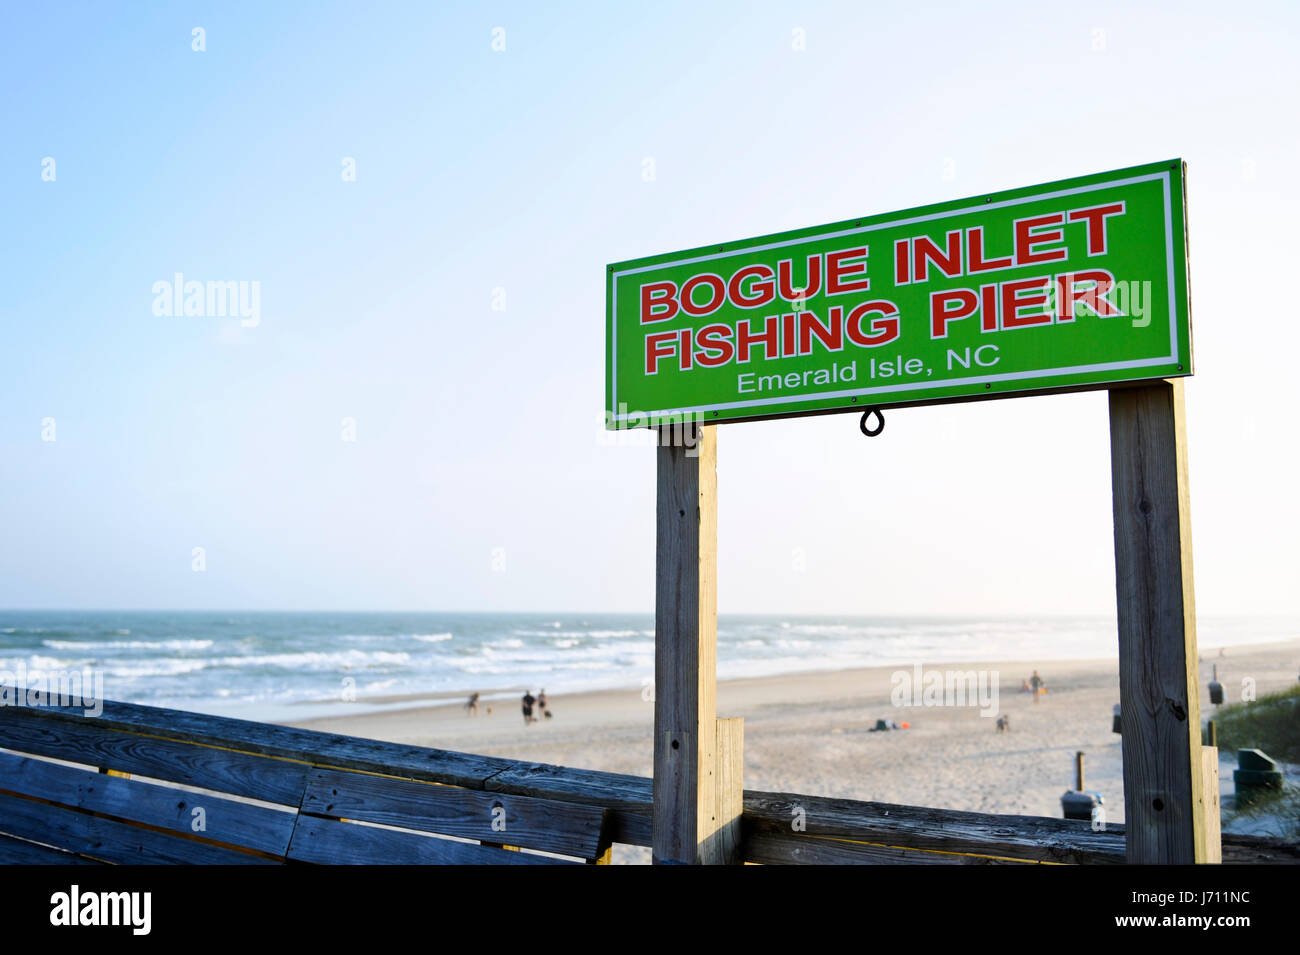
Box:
[1109,379,1218,863]
[652,423,743,864]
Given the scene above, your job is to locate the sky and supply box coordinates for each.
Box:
[1,1,1297,615]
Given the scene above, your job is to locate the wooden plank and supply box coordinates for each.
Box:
[1201,746,1222,864]
[711,718,743,865]
[1220,833,1300,865]
[742,790,1126,864]
[745,830,1031,865]
[607,811,651,848]
[744,788,1297,865]
[653,422,724,864]
[0,693,652,844]
[0,710,309,806]
[484,764,652,846]
[1109,380,1207,863]
[287,815,577,865]
[302,768,608,859]
[0,751,295,856]
[0,792,276,864]
[0,694,513,791]
[0,832,105,865]
[749,829,1299,866]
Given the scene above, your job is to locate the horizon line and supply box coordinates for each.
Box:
[2,607,1289,619]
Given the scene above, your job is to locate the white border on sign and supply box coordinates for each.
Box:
[610,170,1179,423]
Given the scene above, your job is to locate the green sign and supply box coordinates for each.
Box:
[605,159,1191,428]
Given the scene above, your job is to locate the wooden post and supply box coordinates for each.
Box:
[1201,747,1222,864]
[1109,380,1215,863]
[714,717,744,863]
[652,423,741,864]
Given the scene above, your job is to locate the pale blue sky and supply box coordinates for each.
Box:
[2,1,1297,614]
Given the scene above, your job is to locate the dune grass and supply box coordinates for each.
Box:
[1209,685,1298,839]
[1210,684,1300,764]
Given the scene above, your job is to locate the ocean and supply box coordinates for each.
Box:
[1,610,1294,723]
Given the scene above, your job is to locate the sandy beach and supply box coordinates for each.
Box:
[290,639,1300,862]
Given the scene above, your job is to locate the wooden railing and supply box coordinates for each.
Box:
[0,693,1295,865]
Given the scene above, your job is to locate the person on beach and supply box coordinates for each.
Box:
[1030,670,1043,702]
[537,688,549,719]
[521,690,536,725]
[465,692,479,716]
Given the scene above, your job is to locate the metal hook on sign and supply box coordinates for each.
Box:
[859,407,884,437]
